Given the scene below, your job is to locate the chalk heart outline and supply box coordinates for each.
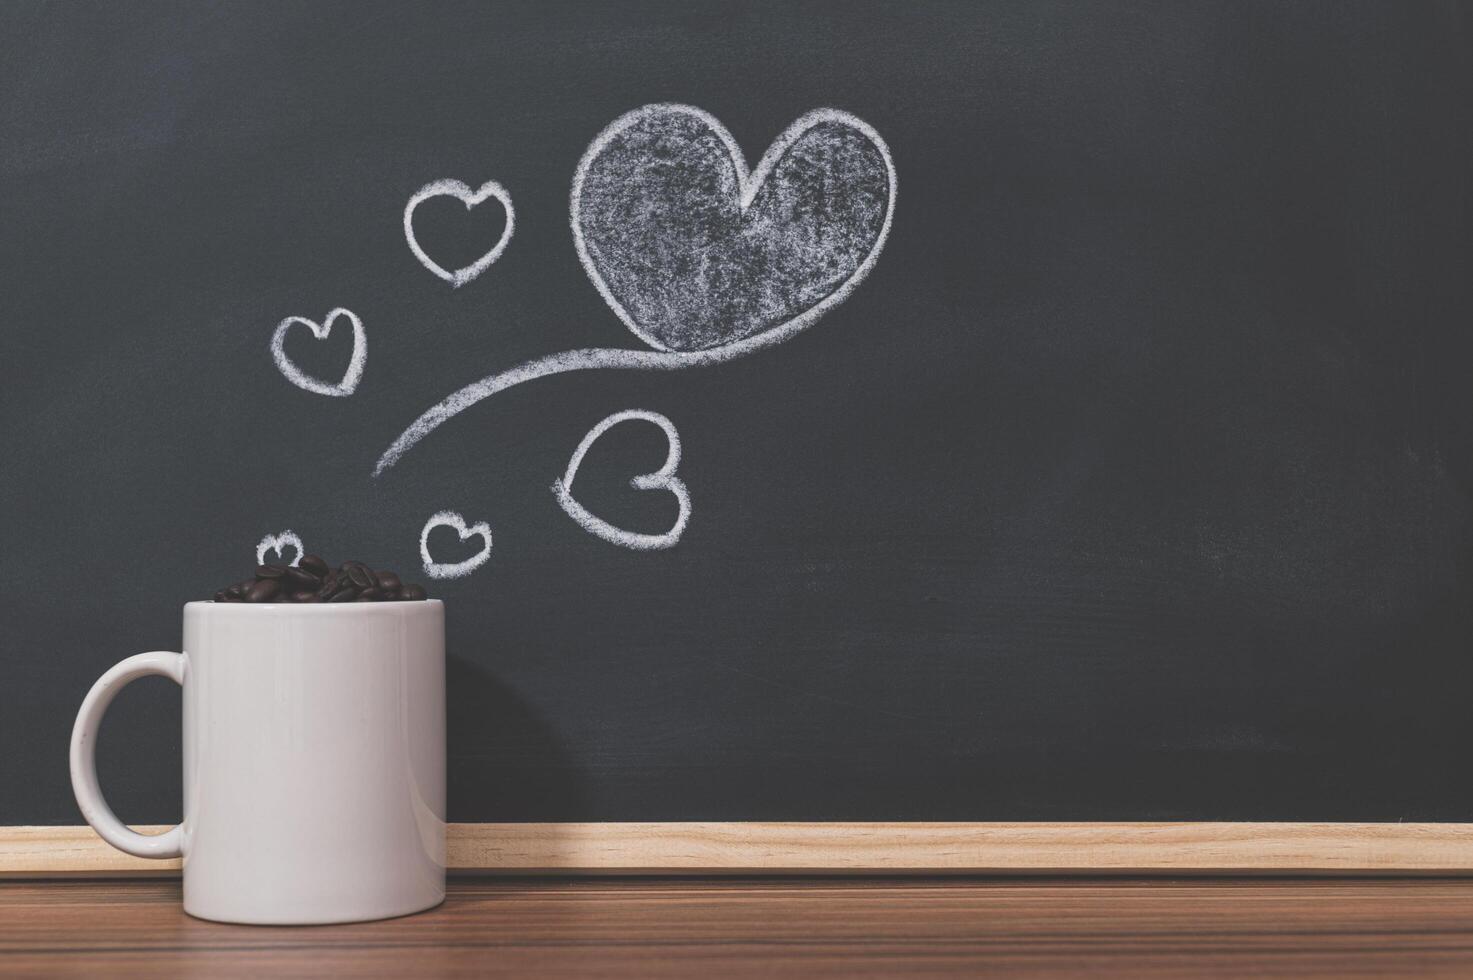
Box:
[571,103,897,355]
[552,410,690,551]
[404,178,516,288]
[256,531,303,567]
[270,307,366,397]
[420,510,493,580]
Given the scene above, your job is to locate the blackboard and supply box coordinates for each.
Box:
[4,0,1473,830]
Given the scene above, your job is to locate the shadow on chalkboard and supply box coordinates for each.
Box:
[446,654,585,823]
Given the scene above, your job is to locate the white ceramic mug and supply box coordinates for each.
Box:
[70,600,446,925]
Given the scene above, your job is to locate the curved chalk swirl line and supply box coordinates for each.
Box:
[376,338,780,476]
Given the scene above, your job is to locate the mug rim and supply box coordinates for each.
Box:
[187,599,443,611]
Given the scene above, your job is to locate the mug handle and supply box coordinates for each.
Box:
[69,651,185,858]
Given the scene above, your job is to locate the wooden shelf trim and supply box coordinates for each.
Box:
[6,822,1473,877]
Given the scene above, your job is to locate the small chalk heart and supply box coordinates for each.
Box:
[552,409,690,551]
[270,307,366,397]
[420,510,493,579]
[404,178,515,287]
[256,530,303,567]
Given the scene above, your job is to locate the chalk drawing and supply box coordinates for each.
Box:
[270,307,366,397]
[575,104,895,353]
[404,178,516,288]
[374,105,895,476]
[420,510,493,579]
[256,531,303,567]
[552,409,690,551]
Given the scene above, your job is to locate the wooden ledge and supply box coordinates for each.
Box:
[5,823,1473,877]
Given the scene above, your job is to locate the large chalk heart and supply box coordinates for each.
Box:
[572,105,896,354]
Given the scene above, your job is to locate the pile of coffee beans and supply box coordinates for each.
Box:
[213,555,428,603]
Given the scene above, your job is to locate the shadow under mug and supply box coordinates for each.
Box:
[70,600,447,925]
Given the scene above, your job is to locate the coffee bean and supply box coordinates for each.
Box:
[400,584,427,601]
[346,564,373,589]
[283,566,321,591]
[290,590,319,602]
[245,578,280,602]
[255,564,287,579]
[375,571,402,592]
[214,589,228,601]
[298,554,329,577]
[327,588,357,603]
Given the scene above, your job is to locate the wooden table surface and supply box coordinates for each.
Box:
[3,877,1473,977]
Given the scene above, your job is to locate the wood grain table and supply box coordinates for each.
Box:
[3,877,1473,977]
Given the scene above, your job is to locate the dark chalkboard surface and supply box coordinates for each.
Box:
[4,0,1473,827]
